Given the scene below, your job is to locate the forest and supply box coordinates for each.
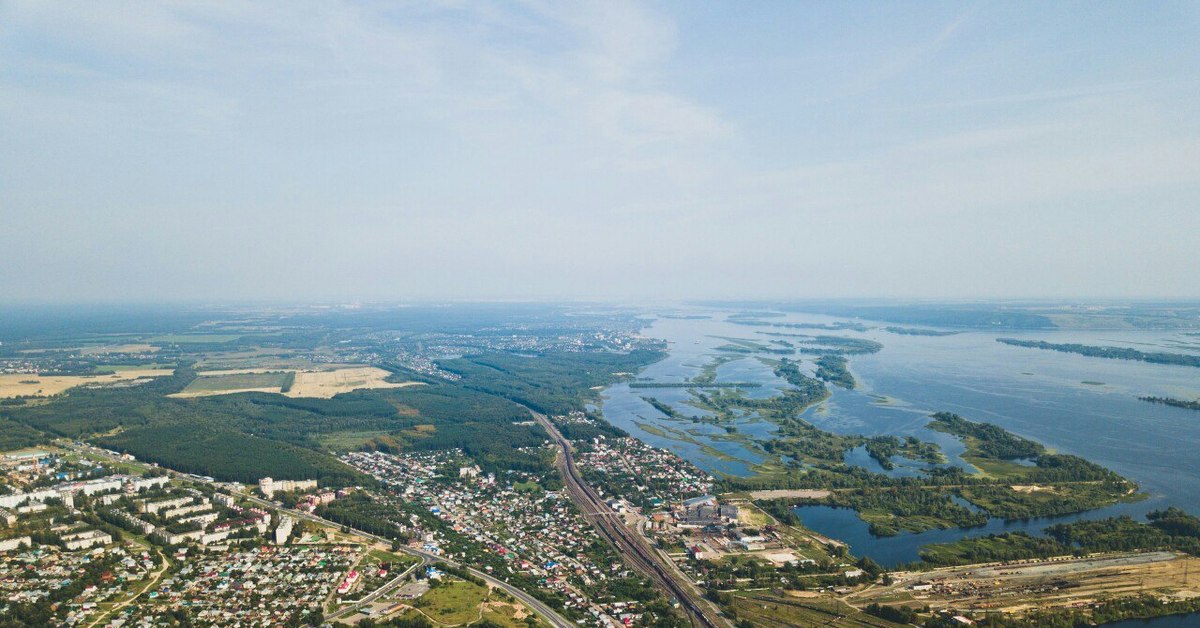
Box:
[438,348,666,415]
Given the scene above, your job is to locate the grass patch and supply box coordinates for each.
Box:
[412,580,489,625]
[174,372,290,396]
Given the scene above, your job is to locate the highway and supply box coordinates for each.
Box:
[531,412,729,628]
[63,442,575,628]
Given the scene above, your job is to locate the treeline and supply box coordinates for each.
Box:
[1140,395,1200,411]
[997,338,1200,367]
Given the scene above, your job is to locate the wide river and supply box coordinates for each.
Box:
[599,310,1200,566]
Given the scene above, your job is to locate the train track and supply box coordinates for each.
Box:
[533,412,727,628]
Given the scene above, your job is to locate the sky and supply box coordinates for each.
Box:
[2,1,1199,303]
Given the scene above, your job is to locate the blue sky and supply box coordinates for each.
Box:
[2,1,1198,302]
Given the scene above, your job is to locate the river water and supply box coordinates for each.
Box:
[600,310,1200,566]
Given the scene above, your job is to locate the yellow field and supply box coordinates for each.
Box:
[0,369,175,398]
[285,367,421,398]
[169,366,421,399]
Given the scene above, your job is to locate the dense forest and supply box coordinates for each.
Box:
[438,348,666,415]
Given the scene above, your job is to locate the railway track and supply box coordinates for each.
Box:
[533,412,727,628]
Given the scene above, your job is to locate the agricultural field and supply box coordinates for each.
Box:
[168,366,420,399]
[0,368,174,398]
[79,342,158,355]
[170,370,294,398]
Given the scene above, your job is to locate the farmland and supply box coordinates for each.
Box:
[169,366,421,399]
[0,369,174,398]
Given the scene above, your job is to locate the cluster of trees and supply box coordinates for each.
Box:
[997,338,1200,367]
[863,435,943,470]
[316,492,410,542]
[864,603,921,624]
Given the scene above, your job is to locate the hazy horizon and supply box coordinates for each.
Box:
[3,2,1199,303]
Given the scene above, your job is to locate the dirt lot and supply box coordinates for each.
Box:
[0,369,174,398]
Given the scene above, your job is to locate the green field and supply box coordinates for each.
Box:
[179,371,290,394]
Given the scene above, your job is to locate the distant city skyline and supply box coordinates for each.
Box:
[2,1,1198,302]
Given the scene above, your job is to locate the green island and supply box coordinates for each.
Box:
[728,317,871,332]
[1140,395,1200,411]
[813,354,855,389]
[883,326,959,336]
[997,337,1200,367]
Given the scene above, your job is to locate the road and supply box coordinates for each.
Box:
[64,442,575,628]
[532,412,729,628]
